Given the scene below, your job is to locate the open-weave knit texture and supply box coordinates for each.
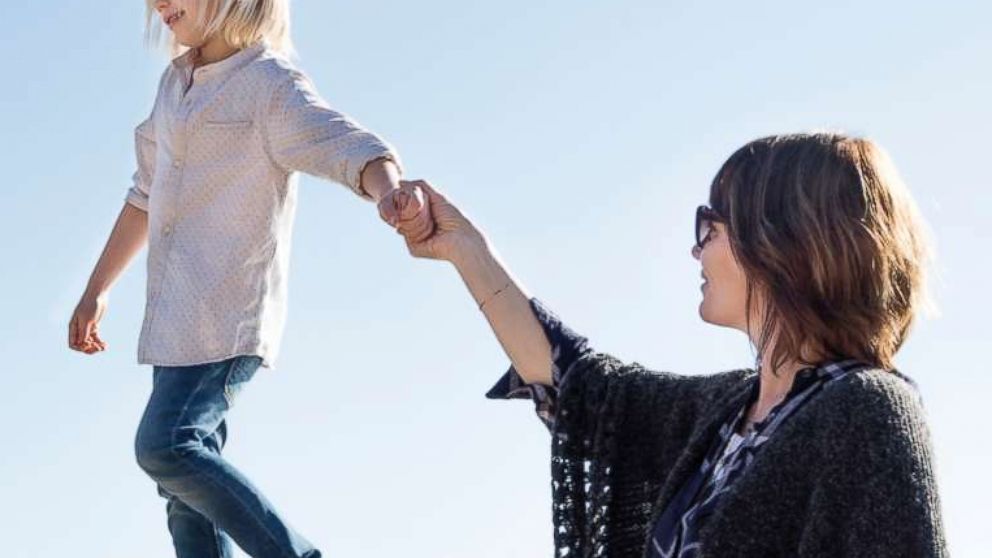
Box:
[549,352,947,557]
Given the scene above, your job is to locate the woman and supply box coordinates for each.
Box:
[398,133,946,557]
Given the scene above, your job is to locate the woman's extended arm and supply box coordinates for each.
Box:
[451,236,554,386]
[399,180,553,386]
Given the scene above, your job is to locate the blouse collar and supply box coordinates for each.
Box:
[171,40,268,81]
[742,358,872,431]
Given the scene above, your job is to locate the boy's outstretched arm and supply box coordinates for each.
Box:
[261,71,432,242]
[68,202,149,355]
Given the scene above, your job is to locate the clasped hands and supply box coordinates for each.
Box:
[376,179,482,263]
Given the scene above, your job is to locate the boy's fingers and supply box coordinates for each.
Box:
[378,198,399,227]
[380,187,427,227]
[82,321,96,349]
[411,180,444,203]
[399,179,437,202]
[73,318,87,350]
[394,188,413,210]
[81,334,106,354]
[392,186,421,222]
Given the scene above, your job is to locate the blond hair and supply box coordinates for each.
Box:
[145,0,294,57]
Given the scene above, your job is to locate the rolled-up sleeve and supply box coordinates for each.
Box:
[262,70,401,200]
[125,115,156,212]
[485,298,593,431]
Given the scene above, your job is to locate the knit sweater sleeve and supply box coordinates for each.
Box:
[483,298,752,556]
[798,372,948,557]
[548,353,750,556]
[485,297,592,430]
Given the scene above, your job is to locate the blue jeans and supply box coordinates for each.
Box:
[135,355,320,558]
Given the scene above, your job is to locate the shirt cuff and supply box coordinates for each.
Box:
[125,176,149,212]
[485,297,592,431]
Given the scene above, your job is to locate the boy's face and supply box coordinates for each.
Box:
[155,0,212,49]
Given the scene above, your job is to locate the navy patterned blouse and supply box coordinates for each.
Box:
[486,298,894,557]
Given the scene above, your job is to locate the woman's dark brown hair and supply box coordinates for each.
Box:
[709,133,933,373]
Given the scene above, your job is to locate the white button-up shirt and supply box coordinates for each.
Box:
[125,41,400,369]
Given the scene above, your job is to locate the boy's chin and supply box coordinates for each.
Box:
[174,35,205,49]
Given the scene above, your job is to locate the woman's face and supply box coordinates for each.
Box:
[154,0,211,48]
[692,221,751,332]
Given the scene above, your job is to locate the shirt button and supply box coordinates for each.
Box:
[172,159,182,168]
[162,224,173,236]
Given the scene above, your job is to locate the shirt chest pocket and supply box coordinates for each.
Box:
[201,119,254,130]
[190,119,257,155]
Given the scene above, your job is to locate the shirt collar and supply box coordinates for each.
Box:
[733,358,869,436]
[171,40,268,80]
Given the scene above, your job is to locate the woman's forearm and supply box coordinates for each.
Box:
[84,202,149,298]
[451,238,553,386]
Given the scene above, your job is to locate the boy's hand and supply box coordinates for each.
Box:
[68,292,109,354]
[378,184,435,243]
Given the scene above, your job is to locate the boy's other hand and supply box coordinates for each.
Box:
[68,292,109,354]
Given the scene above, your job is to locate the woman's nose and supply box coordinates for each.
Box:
[691,244,701,260]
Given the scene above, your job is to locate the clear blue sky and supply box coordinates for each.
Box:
[2,1,989,556]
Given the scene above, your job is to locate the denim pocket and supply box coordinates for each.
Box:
[223,356,262,406]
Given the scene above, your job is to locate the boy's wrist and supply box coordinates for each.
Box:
[359,157,401,202]
[83,282,110,301]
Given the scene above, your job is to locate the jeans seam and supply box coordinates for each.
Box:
[166,357,294,558]
[212,524,223,558]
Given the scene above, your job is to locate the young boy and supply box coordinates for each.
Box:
[67,1,430,556]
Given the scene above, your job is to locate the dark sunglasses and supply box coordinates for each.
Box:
[695,205,725,250]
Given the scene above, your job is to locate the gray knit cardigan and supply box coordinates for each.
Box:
[550,352,947,557]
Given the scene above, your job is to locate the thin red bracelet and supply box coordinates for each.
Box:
[478,281,512,310]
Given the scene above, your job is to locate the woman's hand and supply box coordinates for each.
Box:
[396,179,486,263]
[69,291,109,354]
